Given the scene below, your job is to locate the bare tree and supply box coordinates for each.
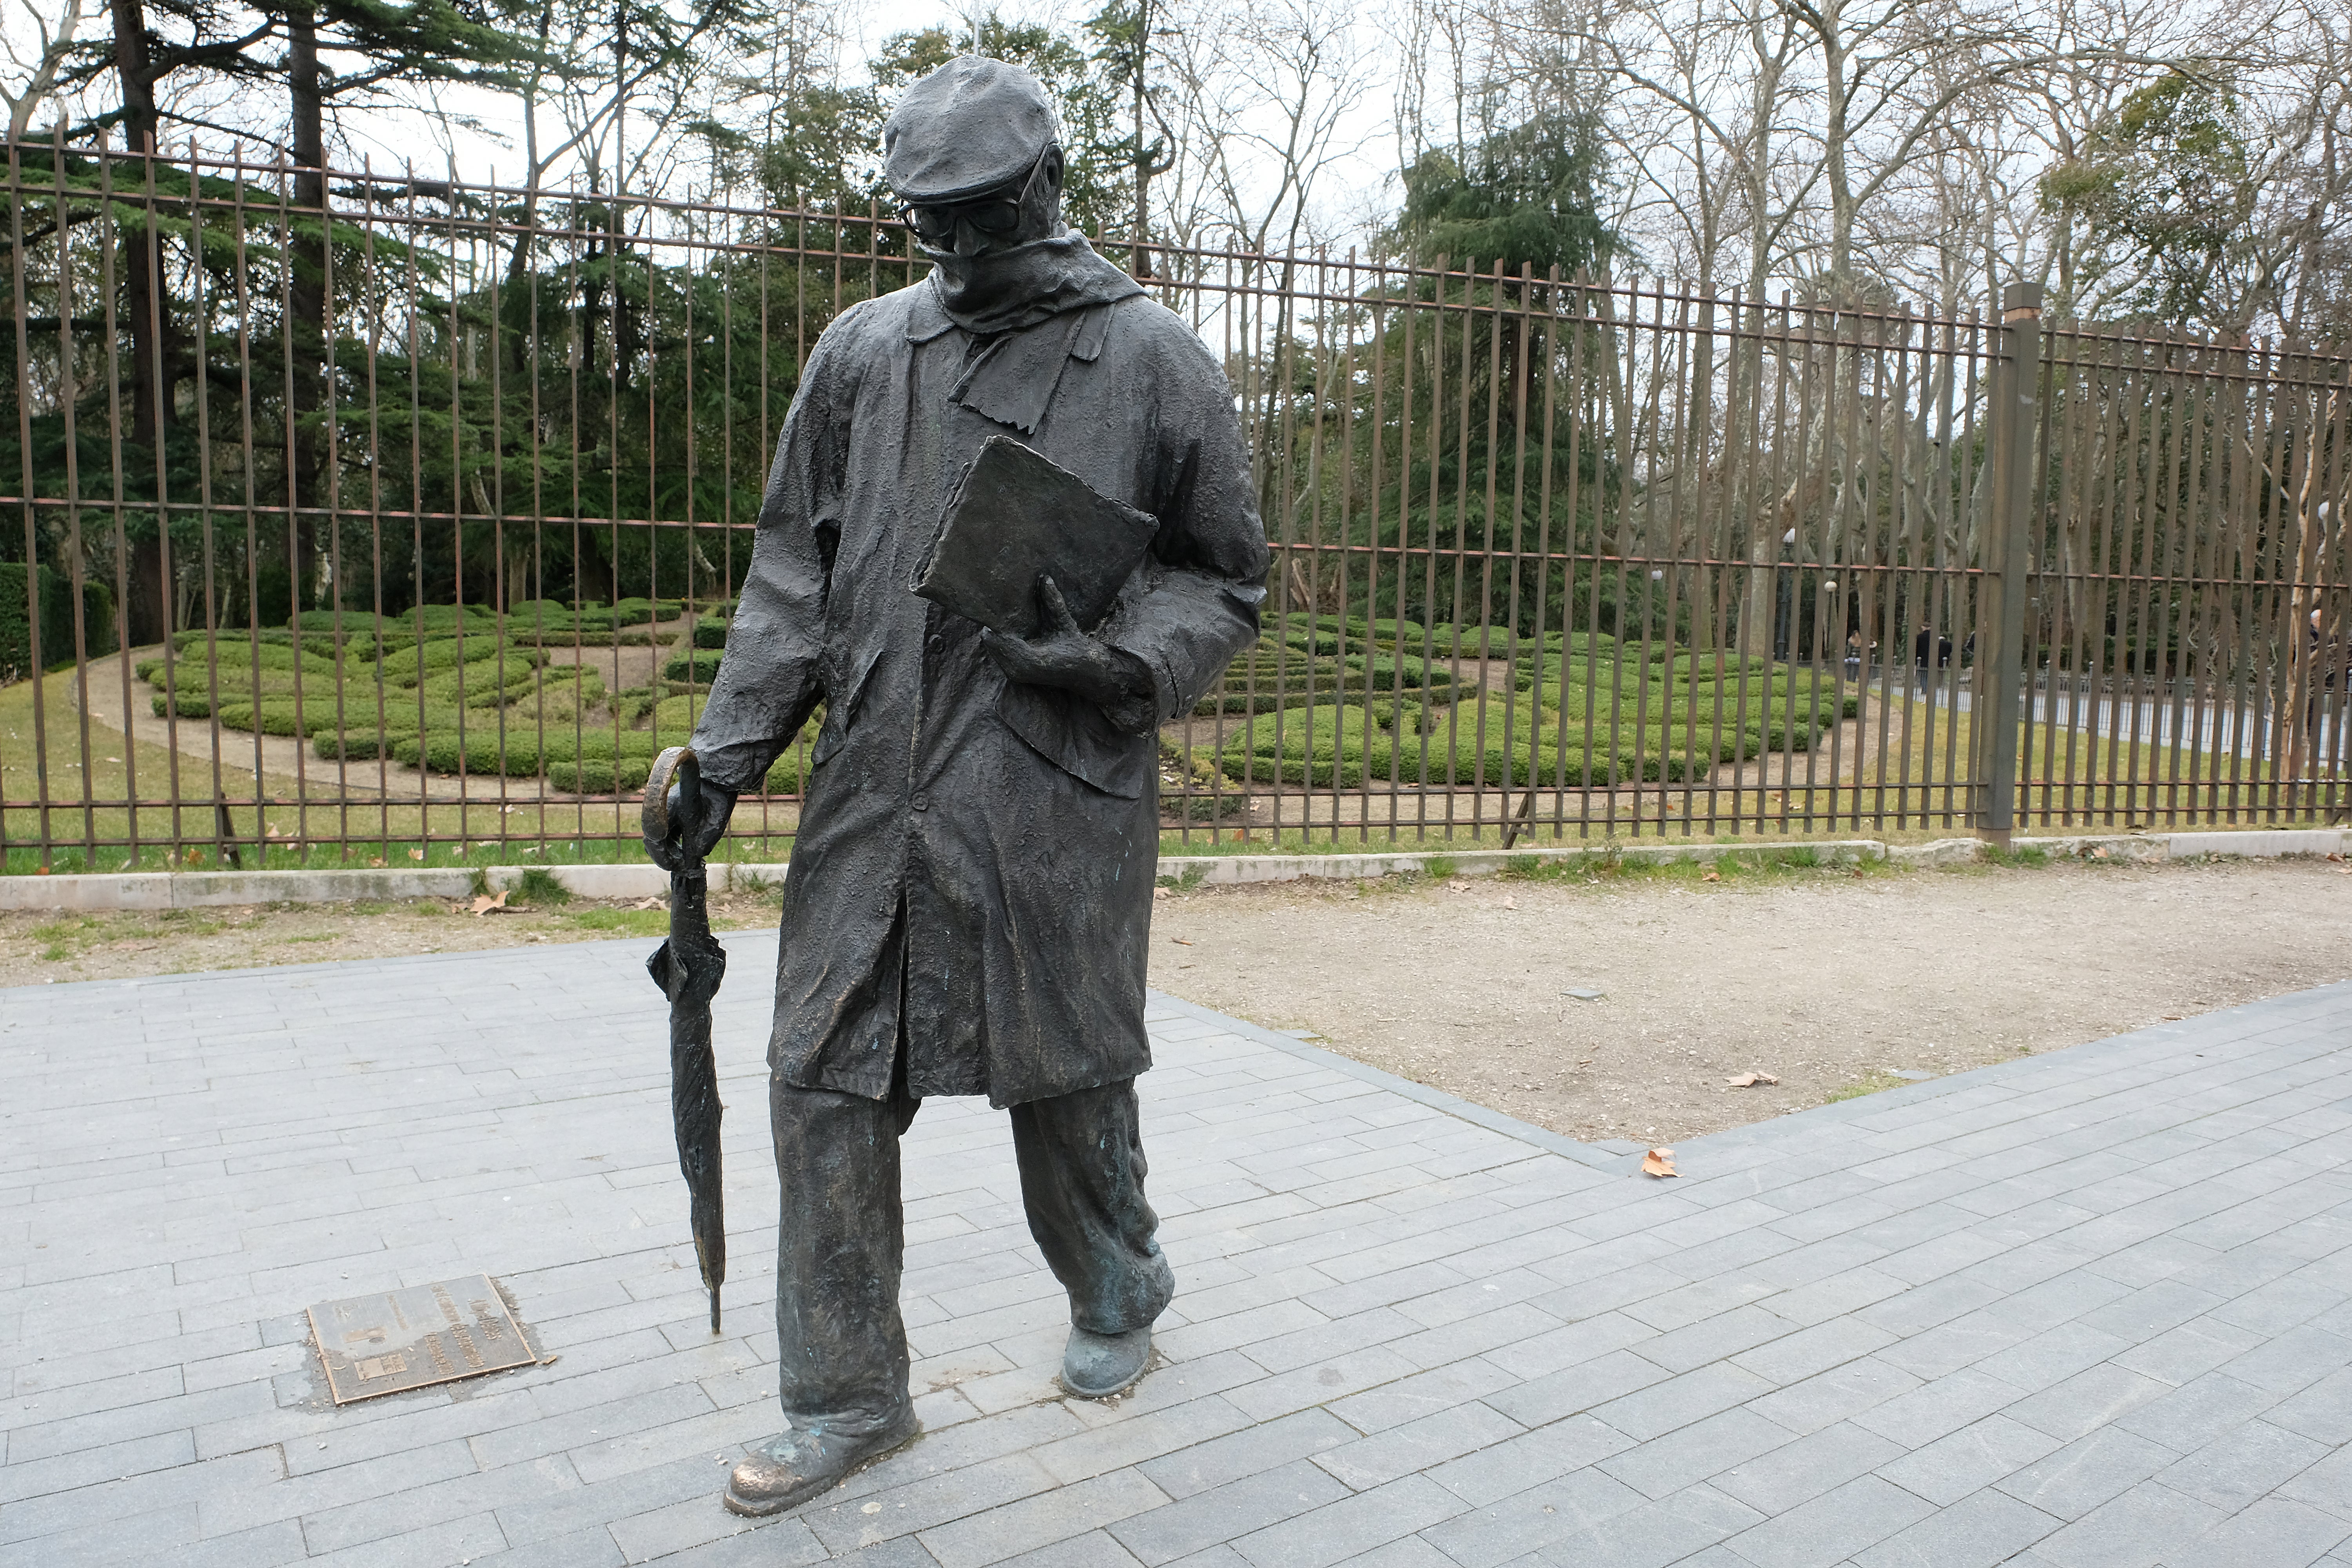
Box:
[1159,0,1371,259]
[0,0,87,138]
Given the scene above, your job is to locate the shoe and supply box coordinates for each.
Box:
[1061,1325,1154,1399]
[723,1408,920,1517]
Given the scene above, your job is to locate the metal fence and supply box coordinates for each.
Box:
[4,141,2348,871]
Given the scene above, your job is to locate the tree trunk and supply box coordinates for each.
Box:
[287,2,328,618]
[111,0,171,644]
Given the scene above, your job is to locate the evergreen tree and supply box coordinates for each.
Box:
[1394,108,1618,280]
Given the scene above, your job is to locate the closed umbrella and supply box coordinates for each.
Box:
[642,745,728,1333]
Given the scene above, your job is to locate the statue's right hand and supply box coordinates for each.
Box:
[645,781,738,872]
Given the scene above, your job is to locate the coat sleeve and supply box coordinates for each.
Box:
[687,306,865,793]
[1100,323,1270,726]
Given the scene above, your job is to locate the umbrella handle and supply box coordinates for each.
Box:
[643,746,705,872]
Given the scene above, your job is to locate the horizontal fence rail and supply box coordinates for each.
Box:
[4,142,2348,872]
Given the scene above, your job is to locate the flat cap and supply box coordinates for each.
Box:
[883,56,1060,204]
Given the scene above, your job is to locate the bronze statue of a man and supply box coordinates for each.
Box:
[647,55,1269,1517]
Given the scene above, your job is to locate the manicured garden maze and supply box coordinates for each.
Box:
[184,597,1857,801]
[1202,616,1861,789]
[138,599,818,798]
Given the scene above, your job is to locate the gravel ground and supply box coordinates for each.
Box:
[6,854,2346,1146]
[1144,854,2352,1144]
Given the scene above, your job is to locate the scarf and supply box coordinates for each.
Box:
[922,229,1142,336]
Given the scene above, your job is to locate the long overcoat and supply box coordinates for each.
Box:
[688,273,1268,1107]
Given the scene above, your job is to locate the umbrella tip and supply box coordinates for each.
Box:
[710,1290,722,1335]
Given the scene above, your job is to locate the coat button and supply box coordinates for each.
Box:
[911,791,929,811]
[927,635,945,653]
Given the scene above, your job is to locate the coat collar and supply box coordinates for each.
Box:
[906,290,1122,434]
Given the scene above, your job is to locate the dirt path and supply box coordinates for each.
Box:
[1145,855,2352,1145]
[2,887,782,982]
[9,856,2347,1149]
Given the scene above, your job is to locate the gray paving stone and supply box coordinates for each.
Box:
[1589,1363,1776,1443]
[1593,1406,1795,1502]
[1848,1485,2061,1568]
[1140,1410,1357,1500]
[2167,1499,2352,1568]
[991,1529,1148,1567]
[1033,1396,1257,1487]
[1747,1356,1923,1436]
[1996,1429,2182,1521]
[1420,1412,1631,1508]
[1311,1401,1522,1490]
[1322,1538,1453,1568]
[1108,1460,1350,1566]
[1530,1482,1763,1568]
[1483,1348,1670,1430]
[2108,1316,2269,1388]
[2265,1367,2352,1446]
[2152,1417,2335,1515]
[1873,1413,2063,1508]
[1717,1474,1936,1568]
[1710,1419,1905,1516]
[9,950,2352,1568]
[2002,1364,2172,1443]
[1228,1474,1465,1568]
[2030,1479,2221,1568]
[457,1523,632,1568]
[918,1470,1169,1568]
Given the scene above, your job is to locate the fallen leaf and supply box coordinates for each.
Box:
[1153,886,1171,899]
[368,857,385,867]
[1171,937,1193,945]
[469,889,510,916]
[1503,895,1517,909]
[1642,1148,1678,1178]
[408,848,425,861]
[2090,846,2109,859]
[1726,1072,1780,1088]
[631,896,665,911]
[1702,869,1720,882]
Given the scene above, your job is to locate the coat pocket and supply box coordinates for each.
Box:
[996,680,1151,799]
[810,644,884,769]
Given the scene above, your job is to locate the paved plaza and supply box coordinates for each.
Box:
[5,935,2352,1568]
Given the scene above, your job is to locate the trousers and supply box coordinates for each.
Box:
[769,1070,1176,1438]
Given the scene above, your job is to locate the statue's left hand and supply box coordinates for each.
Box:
[981,576,1158,732]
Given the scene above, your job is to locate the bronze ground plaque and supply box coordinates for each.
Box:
[308,1274,537,1404]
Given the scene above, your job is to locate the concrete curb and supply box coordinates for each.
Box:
[4,827,2342,910]
[1160,838,1889,886]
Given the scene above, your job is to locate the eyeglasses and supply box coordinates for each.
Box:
[900,150,1047,247]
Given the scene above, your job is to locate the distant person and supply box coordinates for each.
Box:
[1913,626,1953,695]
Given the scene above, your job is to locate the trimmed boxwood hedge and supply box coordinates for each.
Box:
[1,563,118,679]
